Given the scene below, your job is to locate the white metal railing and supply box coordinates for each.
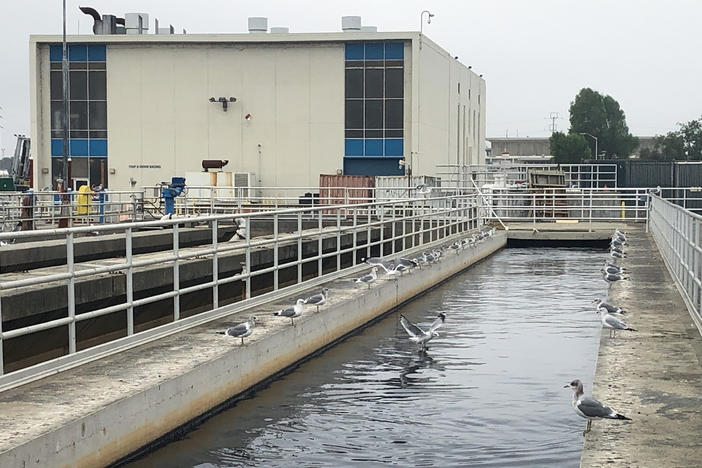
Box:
[481,187,651,224]
[0,190,143,231]
[436,163,619,189]
[648,195,702,328]
[0,193,482,387]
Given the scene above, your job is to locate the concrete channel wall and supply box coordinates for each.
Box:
[0,233,505,468]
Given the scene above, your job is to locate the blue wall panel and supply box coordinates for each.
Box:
[89,139,108,156]
[345,43,364,60]
[364,139,383,156]
[384,42,404,59]
[344,157,404,176]
[345,139,364,156]
[384,138,404,156]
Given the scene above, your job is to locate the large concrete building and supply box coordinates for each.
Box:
[29,15,486,192]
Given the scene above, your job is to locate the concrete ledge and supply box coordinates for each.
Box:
[0,232,505,468]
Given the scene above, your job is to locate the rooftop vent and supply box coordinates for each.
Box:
[270,27,289,33]
[360,26,377,32]
[248,17,268,33]
[125,13,149,34]
[341,16,362,32]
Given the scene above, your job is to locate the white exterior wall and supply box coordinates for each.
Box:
[411,36,486,177]
[107,42,344,191]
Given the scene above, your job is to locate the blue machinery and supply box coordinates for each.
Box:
[161,177,186,215]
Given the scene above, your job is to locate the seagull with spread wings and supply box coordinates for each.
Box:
[399,313,446,350]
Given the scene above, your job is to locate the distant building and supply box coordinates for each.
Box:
[29,14,486,191]
[487,135,658,161]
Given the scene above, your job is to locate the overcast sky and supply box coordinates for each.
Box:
[1,0,701,155]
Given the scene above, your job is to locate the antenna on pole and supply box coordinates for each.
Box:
[547,112,560,133]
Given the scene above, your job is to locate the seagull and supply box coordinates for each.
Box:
[565,379,631,434]
[611,238,626,249]
[598,308,636,338]
[376,262,407,278]
[363,257,395,271]
[614,229,627,239]
[593,298,625,315]
[356,267,378,289]
[222,315,257,345]
[611,245,625,255]
[610,250,625,259]
[304,288,329,312]
[273,298,305,325]
[234,217,247,240]
[399,313,446,350]
[416,184,432,196]
[396,257,418,269]
[603,263,627,275]
[602,271,629,282]
[449,241,462,253]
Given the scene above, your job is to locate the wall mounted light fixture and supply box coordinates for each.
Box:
[209,96,237,111]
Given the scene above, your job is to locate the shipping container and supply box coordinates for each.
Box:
[319,174,375,206]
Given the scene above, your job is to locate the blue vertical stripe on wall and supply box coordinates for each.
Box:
[49,45,62,62]
[51,139,63,156]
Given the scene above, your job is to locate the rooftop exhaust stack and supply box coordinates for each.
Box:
[341,16,362,32]
[125,13,149,34]
[270,27,289,33]
[360,26,377,32]
[248,17,268,33]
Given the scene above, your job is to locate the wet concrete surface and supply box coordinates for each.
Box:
[581,228,702,467]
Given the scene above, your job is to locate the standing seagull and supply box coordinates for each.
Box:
[273,299,305,325]
[593,298,625,315]
[222,315,257,345]
[565,379,631,434]
[598,308,636,338]
[304,288,329,312]
[355,267,378,289]
[399,313,446,350]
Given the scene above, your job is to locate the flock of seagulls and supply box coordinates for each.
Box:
[219,226,636,437]
[569,229,634,434]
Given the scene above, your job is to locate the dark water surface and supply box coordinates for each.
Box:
[127,248,606,467]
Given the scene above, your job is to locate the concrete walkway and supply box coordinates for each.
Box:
[581,228,702,467]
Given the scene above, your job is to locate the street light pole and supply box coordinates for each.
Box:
[419,10,434,49]
[61,0,69,186]
[580,132,598,160]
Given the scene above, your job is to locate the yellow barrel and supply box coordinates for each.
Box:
[77,184,92,215]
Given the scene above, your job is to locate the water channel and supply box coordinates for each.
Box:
[127,247,606,467]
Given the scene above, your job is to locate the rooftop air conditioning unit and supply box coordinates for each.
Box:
[234,172,260,201]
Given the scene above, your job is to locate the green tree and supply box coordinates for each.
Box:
[549,131,591,164]
[640,116,702,161]
[569,88,639,158]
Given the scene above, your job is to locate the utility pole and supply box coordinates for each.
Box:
[548,112,560,134]
[62,0,70,186]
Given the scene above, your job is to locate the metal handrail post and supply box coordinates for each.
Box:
[67,231,76,353]
[297,212,303,283]
[273,215,279,290]
[173,224,180,320]
[245,217,252,299]
[125,227,134,336]
[352,207,358,266]
[589,190,593,232]
[212,219,219,307]
[336,208,341,271]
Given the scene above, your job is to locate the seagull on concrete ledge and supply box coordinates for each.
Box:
[610,249,625,259]
[222,315,257,345]
[304,288,329,312]
[273,299,305,325]
[355,267,378,289]
[602,261,627,275]
[598,307,636,338]
[602,270,629,282]
[565,379,631,434]
[399,313,446,350]
[593,298,625,315]
[363,257,395,271]
[396,257,418,269]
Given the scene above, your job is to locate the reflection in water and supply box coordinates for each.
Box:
[127,248,605,468]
